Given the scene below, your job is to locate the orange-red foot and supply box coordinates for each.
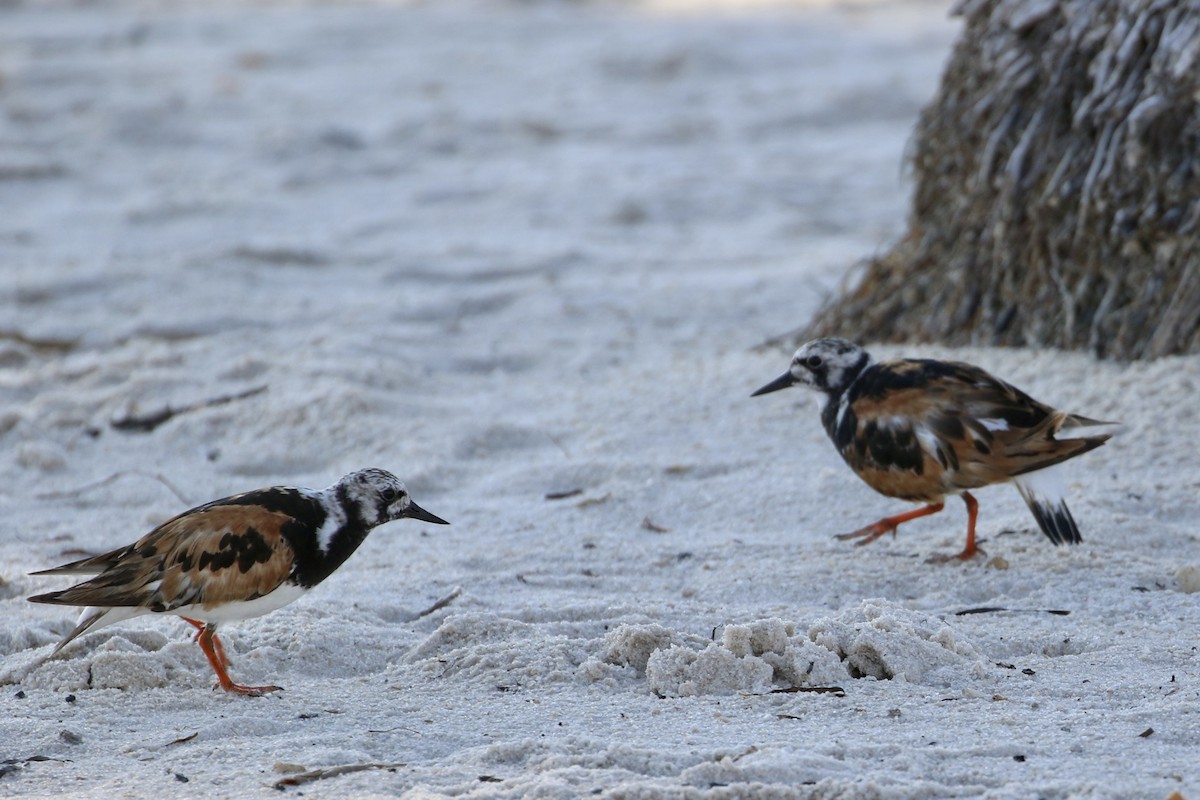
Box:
[835,502,947,548]
[218,681,283,697]
[835,521,898,547]
[925,544,985,564]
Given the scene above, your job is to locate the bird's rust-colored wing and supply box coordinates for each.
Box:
[29,504,297,612]
[839,359,1111,501]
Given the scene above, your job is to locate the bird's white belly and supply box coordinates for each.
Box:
[168,583,308,624]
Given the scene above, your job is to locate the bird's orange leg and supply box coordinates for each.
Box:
[836,502,946,546]
[926,492,985,563]
[182,617,229,670]
[192,623,281,697]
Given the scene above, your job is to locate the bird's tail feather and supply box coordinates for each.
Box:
[1054,413,1120,441]
[1058,412,1118,429]
[1014,466,1083,545]
[49,607,141,656]
[29,546,127,577]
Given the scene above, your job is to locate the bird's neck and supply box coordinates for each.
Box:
[818,378,860,451]
[819,389,844,440]
[318,523,373,581]
[293,521,373,588]
[291,487,374,587]
[817,354,870,439]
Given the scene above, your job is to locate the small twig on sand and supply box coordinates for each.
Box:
[414,587,463,619]
[111,385,267,433]
[0,330,77,353]
[954,607,1070,616]
[641,516,670,533]
[0,755,69,779]
[764,686,846,697]
[273,763,406,789]
[366,725,421,735]
[35,469,191,506]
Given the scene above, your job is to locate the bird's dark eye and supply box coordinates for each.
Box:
[382,487,398,502]
[805,355,823,369]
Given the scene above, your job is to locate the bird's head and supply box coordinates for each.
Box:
[339,468,449,527]
[752,337,871,401]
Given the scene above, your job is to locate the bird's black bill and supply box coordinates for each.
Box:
[405,501,450,525]
[751,372,796,397]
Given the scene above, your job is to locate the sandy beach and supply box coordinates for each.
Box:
[1,1,1197,797]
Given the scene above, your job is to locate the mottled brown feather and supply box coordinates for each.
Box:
[849,452,951,503]
[843,365,1111,503]
[29,505,297,611]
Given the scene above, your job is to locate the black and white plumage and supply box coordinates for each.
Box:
[29,468,448,695]
[752,338,1113,561]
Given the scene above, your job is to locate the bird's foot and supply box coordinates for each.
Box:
[834,521,896,547]
[834,503,946,550]
[215,681,283,697]
[925,544,985,564]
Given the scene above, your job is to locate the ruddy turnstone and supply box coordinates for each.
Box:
[752,338,1113,561]
[29,468,448,695]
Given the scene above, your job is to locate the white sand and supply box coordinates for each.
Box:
[1,1,1198,797]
